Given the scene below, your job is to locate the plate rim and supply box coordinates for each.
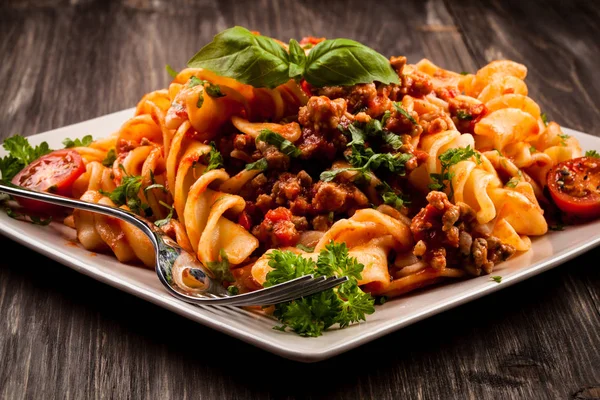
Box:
[1,109,599,362]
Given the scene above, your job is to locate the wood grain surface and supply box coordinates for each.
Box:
[1,0,599,399]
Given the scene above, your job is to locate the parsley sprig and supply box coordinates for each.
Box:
[585,150,600,158]
[0,135,53,182]
[63,135,93,148]
[265,241,375,337]
[429,145,481,199]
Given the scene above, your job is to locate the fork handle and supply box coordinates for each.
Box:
[0,183,158,246]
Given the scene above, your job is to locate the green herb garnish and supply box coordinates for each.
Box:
[296,244,315,253]
[187,26,399,89]
[0,135,53,182]
[154,201,174,227]
[100,165,151,216]
[265,241,375,337]
[491,276,502,283]
[204,142,224,172]
[166,64,178,78]
[245,158,268,172]
[63,135,93,148]
[256,129,301,158]
[206,249,235,282]
[585,150,600,158]
[429,145,480,199]
[393,102,417,125]
[456,110,473,121]
[505,178,519,188]
[102,149,117,167]
[541,113,549,126]
[320,146,413,182]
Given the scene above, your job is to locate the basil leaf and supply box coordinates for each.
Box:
[288,39,306,80]
[187,26,290,89]
[303,38,399,87]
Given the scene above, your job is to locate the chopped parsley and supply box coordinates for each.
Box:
[393,102,417,125]
[558,133,570,146]
[227,285,239,295]
[153,201,174,227]
[102,149,117,167]
[541,113,549,126]
[456,110,473,121]
[256,129,301,158]
[3,205,52,226]
[505,178,519,188]
[529,146,537,154]
[245,158,268,172]
[491,276,502,283]
[585,150,600,158]
[206,249,235,282]
[99,165,151,216]
[378,182,408,210]
[204,142,224,172]
[188,76,226,109]
[321,144,413,183]
[265,241,375,337]
[62,135,93,148]
[296,243,315,253]
[165,64,178,78]
[429,145,481,198]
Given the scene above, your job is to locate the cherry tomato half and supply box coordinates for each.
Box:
[11,149,85,212]
[547,156,600,219]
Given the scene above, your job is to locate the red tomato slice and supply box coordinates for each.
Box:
[547,156,600,219]
[11,149,85,212]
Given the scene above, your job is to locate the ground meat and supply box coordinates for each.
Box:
[298,96,348,132]
[252,207,300,248]
[471,238,491,271]
[311,181,369,214]
[233,133,254,152]
[255,193,274,214]
[448,98,488,134]
[384,106,422,137]
[390,56,407,74]
[270,171,313,216]
[410,191,516,274]
[311,214,332,231]
[256,140,290,170]
[296,96,350,160]
[315,84,378,114]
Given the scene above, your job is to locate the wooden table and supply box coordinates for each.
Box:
[1,0,599,398]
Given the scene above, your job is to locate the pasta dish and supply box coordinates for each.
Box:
[2,27,598,336]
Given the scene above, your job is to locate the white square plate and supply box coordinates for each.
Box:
[1,109,599,362]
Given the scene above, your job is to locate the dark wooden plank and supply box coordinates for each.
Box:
[1,0,600,399]
[445,0,600,134]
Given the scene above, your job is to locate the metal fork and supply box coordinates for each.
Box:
[0,183,347,307]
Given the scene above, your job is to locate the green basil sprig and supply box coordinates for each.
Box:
[188,26,399,89]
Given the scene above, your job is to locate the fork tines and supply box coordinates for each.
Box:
[195,275,349,307]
